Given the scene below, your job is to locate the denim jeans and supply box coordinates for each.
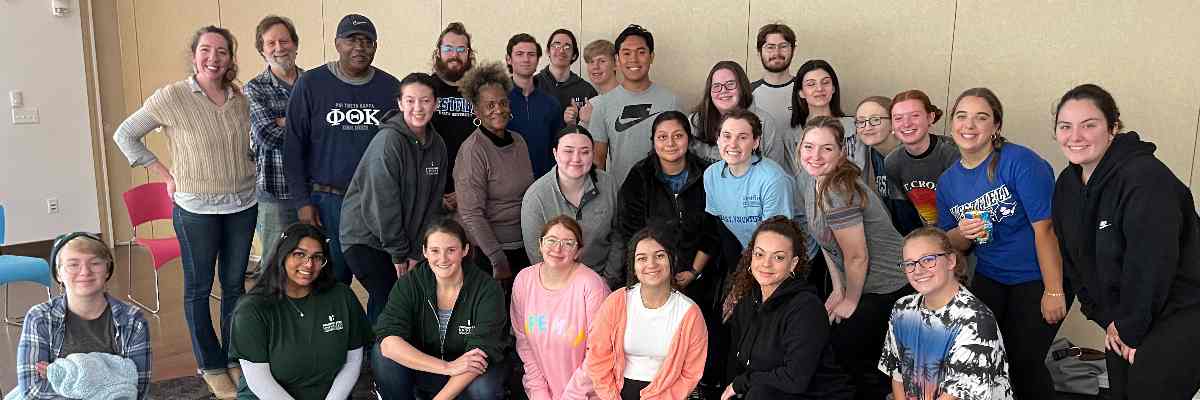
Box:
[371,342,506,400]
[255,199,298,271]
[173,204,257,371]
[312,192,352,284]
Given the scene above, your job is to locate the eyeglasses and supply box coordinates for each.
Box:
[899,252,949,274]
[289,251,329,267]
[341,36,376,49]
[549,43,574,52]
[540,237,578,249]
[61,260,109,274]
[711,81,737,93]
[855,116,890,128]
[440,45,468,54]
[762,43,792,52]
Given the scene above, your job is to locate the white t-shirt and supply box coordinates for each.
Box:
[751,78,794,141]
[622,284,692,381]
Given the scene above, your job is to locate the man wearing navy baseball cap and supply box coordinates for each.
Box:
[282,13,400,288]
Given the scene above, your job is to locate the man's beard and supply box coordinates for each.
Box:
[267,55,296,72]
[435,57,472,82]
[762,56,791,73]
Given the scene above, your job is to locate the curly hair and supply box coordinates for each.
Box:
[723,216,809,319]
[458,61,513,107]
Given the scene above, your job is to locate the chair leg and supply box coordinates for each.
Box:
[4,285,25,326]
[128,263,162,314]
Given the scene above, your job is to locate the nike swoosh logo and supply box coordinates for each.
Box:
[615,111,663,132]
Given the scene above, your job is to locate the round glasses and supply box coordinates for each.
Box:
[898,252,949,274]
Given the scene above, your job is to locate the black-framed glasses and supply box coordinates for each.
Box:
[899,252,949,274]
[761,43,792,52]
[289,250,329,267]
[855,116,890,128]
[540,237,578,249]
[711,81,737,93]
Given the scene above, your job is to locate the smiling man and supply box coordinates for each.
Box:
[533,28,598,126]
[507,33,563,178]
[430,22,476,213]
[588,24,679,186]
[751,23,798,140]
[283,13,399,286]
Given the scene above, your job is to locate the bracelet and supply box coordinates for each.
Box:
[1045,292,1065,297]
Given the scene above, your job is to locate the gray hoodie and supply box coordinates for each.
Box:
[340,111,447,262]
[521,166,624,288]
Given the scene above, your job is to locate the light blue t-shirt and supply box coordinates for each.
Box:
[936,143,1054,284]
[703,157,794,246]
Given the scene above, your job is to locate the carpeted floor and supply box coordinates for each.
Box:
[147,373,378,399]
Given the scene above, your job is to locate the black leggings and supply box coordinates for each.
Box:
[621,378,650,400]
[342,244,398,324]
[971,275,1071,400]
[1106,306,1200,400]
[830,285,915,400]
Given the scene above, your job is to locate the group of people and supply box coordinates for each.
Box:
[9,12,1200,400]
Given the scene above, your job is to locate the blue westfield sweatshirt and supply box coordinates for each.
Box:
[283,63,399,206]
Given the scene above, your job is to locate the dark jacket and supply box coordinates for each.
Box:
[726,277,852,400]
[340,110,447,263]
[533,67,599,113]
[1052,132,1200,347]
[616,152,719,274]
[373,261,512,363]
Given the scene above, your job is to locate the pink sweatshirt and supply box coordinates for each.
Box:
[512,262,611,400]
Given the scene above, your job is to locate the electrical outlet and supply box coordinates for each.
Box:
[46,198,59,214]
[12,108,39,125]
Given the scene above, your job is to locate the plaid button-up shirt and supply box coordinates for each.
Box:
[245,66,303,201]
[12,294,152,399]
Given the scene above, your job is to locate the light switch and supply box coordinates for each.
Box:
[9,90,22,108]
[12,108,39,125]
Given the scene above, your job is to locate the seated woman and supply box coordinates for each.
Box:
[229,224,371,399]
[796,116,912,399]
[1052,84,1200,399]
[586,227,708,400]
[11,233,151,399]
[880,227,1010,400]
[372,218,510,400]
[722,216,851,400]
[511,216,610,399]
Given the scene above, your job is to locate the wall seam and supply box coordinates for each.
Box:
[744,0,752,68]
[1190,106,1200,187]
[944,0,959,116]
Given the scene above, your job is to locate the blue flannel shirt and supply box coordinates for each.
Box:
[245,66,303,203]
[10,294,152,400]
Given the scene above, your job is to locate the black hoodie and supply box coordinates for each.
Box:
[533,67,599,111]
[616,152,719,273]
[726,277,853,399]
[1052,132,1200,347]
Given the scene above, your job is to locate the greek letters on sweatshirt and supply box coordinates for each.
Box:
[283,63,399,204]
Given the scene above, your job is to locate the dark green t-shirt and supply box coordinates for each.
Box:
[229,284,372,400]
[61,303,116,356]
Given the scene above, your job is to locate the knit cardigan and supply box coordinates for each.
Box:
[585,287,708,400]
[143,79,255,194]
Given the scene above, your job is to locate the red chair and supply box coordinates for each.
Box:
[121,182,181,314]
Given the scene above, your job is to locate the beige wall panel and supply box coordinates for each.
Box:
[322,1,442,78]
[92,0,134,242]
[580,0,749,106]
[949,1,1200,179]
[219,0,325,78]
[748,0,956,133]
[443,1,582,74]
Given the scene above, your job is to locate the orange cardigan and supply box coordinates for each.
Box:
[584,287,708,400]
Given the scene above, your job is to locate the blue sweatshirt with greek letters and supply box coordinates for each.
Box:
[283,63,399,206]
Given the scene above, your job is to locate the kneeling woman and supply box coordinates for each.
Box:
[586,227,708,400]
[372,218,511,400]
[12,233,151,399]
[880,227,1010,400]
[229,224,372,399]
[722,216,852,400]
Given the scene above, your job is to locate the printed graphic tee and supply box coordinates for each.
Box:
[879,288,1012,400]
[703,157,794,247]
[884,134,959,226]
[589,83,680,186]
[431,78,476,194]
[936,144,1055,284]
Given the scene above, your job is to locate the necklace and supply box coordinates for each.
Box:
[286,296,306,318]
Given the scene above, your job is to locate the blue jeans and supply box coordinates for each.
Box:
[173,204,257,371]
[371,342,506,400]
[312,192,352,284]
[255,199,298,271]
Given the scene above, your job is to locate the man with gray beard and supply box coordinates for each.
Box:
[430,22,476,213]
[244,15,303,276]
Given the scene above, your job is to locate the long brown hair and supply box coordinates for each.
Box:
[723,216,810,320]
[188,26,240,91]
[801,116,866,213]
[691,61,755,146]
[951,87,1007,183]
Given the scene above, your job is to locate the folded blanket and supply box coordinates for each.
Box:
[46,352,138,400]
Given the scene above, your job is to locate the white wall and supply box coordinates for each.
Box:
[0,0,100,244]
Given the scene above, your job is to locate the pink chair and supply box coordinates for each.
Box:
[121,182,181,314]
